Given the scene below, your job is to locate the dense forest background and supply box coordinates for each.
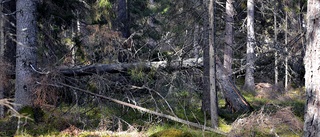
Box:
[0,0,311,136]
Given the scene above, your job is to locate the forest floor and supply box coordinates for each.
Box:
[0,86,305,137]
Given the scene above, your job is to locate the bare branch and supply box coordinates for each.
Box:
[58,82,226,135]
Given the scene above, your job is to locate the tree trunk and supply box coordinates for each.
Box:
[193,24,200,60]
[303,1,320,136]
[216,60,252,112]
[60,58,203,76]
[118,0,130,38]
[148,0,155,28]
[274,2,278,85]
[284,9,289,90]
[201,1,210,113]
[0,2,4,117]
[207,0,218,128]
[15,0,38,110]
[224,0,235,78]
[243,0,255,93]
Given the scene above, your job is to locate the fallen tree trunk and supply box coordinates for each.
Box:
[59,58,252,112]
[59,58,202,76]
[59,82,226,135]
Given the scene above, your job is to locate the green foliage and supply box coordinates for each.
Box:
[161,6,170,14]
[0,118,20,136]
[98,0,112,8]
[170,89,204,123]
[91,0,114,25]
[218,118,232,133]
[129,0,150,16]
[1,113,59,136]
[7,0,309,136]
[243,93,269,108]
[62,38,75,47]
[150,128,192,137]
[128,67,146,83]
[279,99,305,119]
[18,107,34,119]
[38,0,77,26]
[0,87,305,136]
[146,124,171,136]
[127,67,158,85]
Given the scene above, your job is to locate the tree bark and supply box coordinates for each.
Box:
[59,58,252,113]
[193,24,200,59]
[0,2,4,117]
[274,2,278,85]
[117,0,130,38]
[243,0,255,93]
[224,0,235,77]
[207,0,218,128]
[202,5,211,113]
[15,0,38,110]
[216,60,252,112]
[303,1,320,136]
[284,8,289,90]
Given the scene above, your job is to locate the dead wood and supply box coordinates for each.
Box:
[58,82,226,135]
[59,58,252,112]
[59,58,202,76]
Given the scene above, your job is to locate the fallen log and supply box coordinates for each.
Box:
[59,58,252,112]
[59,82,226,135]
[59,58,202,76]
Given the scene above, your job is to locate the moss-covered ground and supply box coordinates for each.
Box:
[0,87,305,137]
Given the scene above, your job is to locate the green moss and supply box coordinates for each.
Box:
[19,106,34,119]
[218,118,231,133]
[150,128,192,137]
[78,131,111,137]
[243,93,269,109]
[0,85,306,137]
[279,100,305,119]
[218,98,226,108]
[146,124,171,136]
[147,125,226,137]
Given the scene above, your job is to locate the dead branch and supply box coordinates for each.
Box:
[58,82,226,135]
[59,57,251,112]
